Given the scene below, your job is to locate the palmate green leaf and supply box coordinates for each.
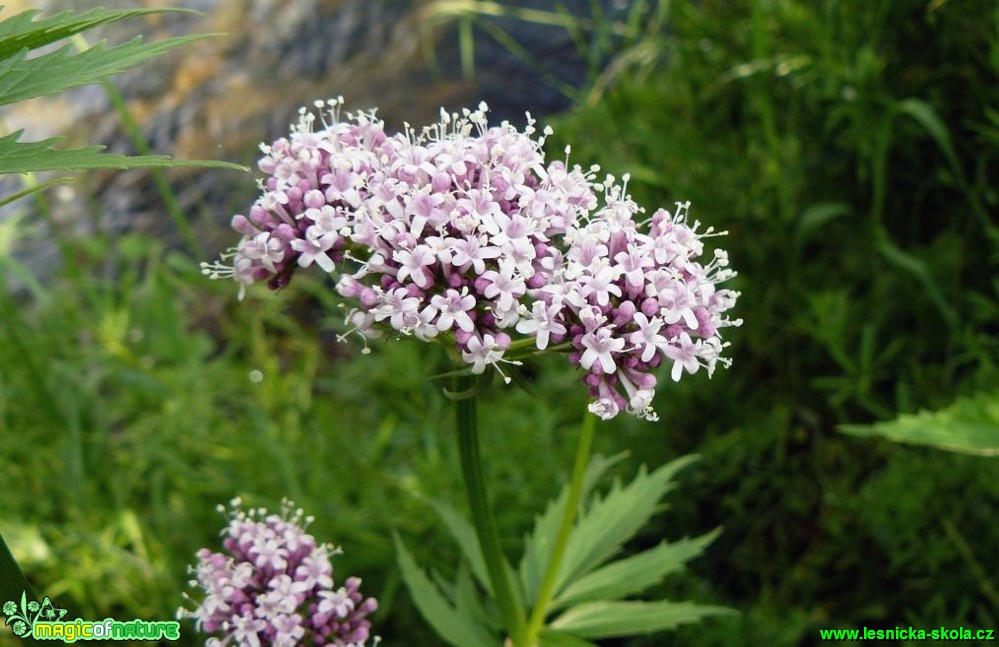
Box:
[0,33,214,109]
[551,529,721,611]
[550,600,736,639]
[839,390,999,456]
[0,7,197,61]
[393,533,496,647]
[519,452,629,605]
[0,131,246,174]
[555,456,698,594]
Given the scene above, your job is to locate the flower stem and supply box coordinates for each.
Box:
[453,373,527,646]
[523,411,597,644]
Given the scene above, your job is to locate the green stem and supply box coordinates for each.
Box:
[71,34,204,259]
[453,373,527,646]
[523,411,597,644]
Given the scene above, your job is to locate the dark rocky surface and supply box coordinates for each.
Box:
[1,0,616,267]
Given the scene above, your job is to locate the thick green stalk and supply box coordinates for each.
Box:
[453,373,527,646]
[523,411,596,644]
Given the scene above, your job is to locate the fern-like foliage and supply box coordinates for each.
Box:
[0,5,244,200]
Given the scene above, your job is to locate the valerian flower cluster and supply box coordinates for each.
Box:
[178,499,377,647]
[204,98,741,420]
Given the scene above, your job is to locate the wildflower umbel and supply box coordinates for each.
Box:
[178,498,378,647]
[204,98,741,419]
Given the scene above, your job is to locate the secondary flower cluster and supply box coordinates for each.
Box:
[178,499,377,647]
[203,98,741,419]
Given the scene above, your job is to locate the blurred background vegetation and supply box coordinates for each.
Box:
[1,0,997,645]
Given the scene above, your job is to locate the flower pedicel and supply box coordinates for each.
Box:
[203,98,741,420]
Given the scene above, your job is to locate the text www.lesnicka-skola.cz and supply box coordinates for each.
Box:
[819,626,995,641]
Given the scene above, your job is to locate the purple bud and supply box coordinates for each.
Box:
[304,190,326,209]
[432,173,451,193]
[272,224,297,242]
[613,301,636,327]
[231,215,257,236]
[359,288,379,307]
[527,274,547,289]
[249,205,273,227]
[337,276,362,297]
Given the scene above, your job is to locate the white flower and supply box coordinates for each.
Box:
[663,332,701,382]
[430,288,476,332]
[579,327,624,374]
[394,244,437,288]
[291,226,336,272]
[516,300,566,350]
[241,232,285,273]
[628,312,669,363]
[481,262,526,313]
[581,264,623,306]
[587,397,619,420]
[461,334,505,374]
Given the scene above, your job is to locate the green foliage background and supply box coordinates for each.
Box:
[1,1,997,645]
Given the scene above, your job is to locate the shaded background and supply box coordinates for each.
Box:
[1,1,997,645]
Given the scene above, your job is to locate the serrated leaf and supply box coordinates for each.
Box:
[429,500,492,596]
[0,7,197,61]
[393,533,496,647]
[552,529,720,610]
[840,390,999,456]
[453,560,500,631]
[520,452,629,605]
[0,33,214,108]
[0,131,246,174]
[556,456,698,594]
[550,600,735,638]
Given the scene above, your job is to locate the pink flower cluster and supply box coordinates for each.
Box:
[178,499,377,647]
[204,98,741,420]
